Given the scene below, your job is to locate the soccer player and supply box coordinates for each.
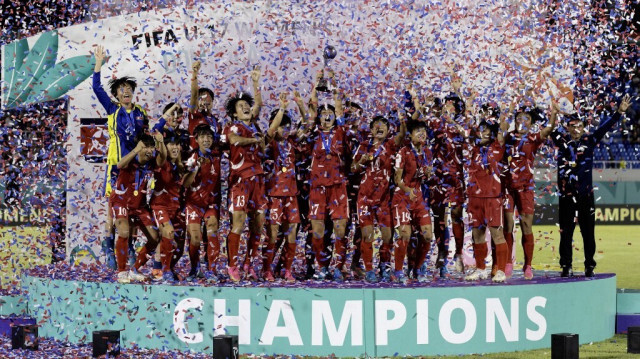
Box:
[153,102,190,159]
[263,93,302,282]
[551,94,630,277]
[223,67,266,282]
[111,133,163,283]
[183,124,222,282]
[458,105,508,282]
[92,45,148,270]
[502,101,558,279]
[188,60,220,150]
[351,112,406,282]
[393,120,433,284]
[307,94,351,282]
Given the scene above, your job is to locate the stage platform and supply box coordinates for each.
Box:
[9,263,617,357]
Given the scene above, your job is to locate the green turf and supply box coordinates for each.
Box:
[513,224,640,289]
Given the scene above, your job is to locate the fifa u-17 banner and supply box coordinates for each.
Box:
[0,0,580,261]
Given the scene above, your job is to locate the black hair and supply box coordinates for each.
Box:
[481,102,501,120]
[108,76,137,98]
[407,119,427,134]
[225,92,255,119]
[198,88,214,101]
[345,101,362,110]
[139,133,155,147]
[369,115,389,129]
[164,133,181,144]
[194,124,215,138]
[478,119,499,137]
[269,109,292,127]
[444,92,466,115]
[162,102,183,116]
[565,113,584,125]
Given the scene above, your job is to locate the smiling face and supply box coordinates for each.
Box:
[166,142,181,161]
[410,127,427,147]
[138,144,155,163]
[370,120,389,141]
[319,108,336,131]
[116,84,133,106]
[166,109,184,129]
[477,124,492,145]
[234,100,252,122]
[515,112,533,134]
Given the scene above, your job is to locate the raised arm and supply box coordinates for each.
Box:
[394,110,407,146]
[250,66,262,120]
[117,141,144,169]
[594,94,631,142]
[154,132,167,167]
[151,103,181,133]
[189,61,201,113]
[293,90,308,124]
[308,69,323,121]
[329,70,344,118]
[267,92,290,139]
[91,45,115,113]
[540,99,559,140]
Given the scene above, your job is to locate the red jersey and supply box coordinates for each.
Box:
[394,144,432,192]
[428,116,464,181]
[184,150,220,208]
[354,138,397,201]
[150,160,182,210]
[224,121,264,180]
[466,140,505,198]
[110,158,156,209]
[505,132,543,190]
[266,138,299,197]
[309,125,348,188]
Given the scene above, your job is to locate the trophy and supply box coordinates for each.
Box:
[316,45,337,92]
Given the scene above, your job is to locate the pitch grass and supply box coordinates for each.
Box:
[515,224,640,289]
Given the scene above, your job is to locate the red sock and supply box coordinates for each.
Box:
[262,241,277,273]
[312,235,326,268]
[134,240,154,270]
[285,242,297,270]
[244,232,262,267]
[415,239,431,269]
[452,223,464,255]
[171,239,185,270]
[379,242,391,264]
[334,237,346,270]
[472,243,488,270]
[495,242,508,272]
[522,233,535,266]
[503,231,514,264]
[227,232,240,268]
[160,236,173,272]
[206,235,220,272]
[115,236,129,272]
[188,239,200,271]
[360,241,374,271]
[394,240,408,271]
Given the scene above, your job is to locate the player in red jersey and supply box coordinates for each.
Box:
[393,120,433,284]
[351,112,406,282]
[307,95,352,282]
[502,101,558,279]
[149,132,185,282]
[263,93,303,282]
[223,67,270,282]
[111,133,164,284]
[188,60,221,150]
[458,105,508,282]
[182,124,222,282]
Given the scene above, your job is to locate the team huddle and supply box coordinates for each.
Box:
[92,45,632,285]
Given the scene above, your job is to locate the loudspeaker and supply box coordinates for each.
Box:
[92,330,120,358]
[551,333,579,359]
[11,324,38,350]
[629,326,640,353]
[213,335,238,359]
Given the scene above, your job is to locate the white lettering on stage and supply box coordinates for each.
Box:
[375,300,407,346]
[213,299,251,345]
[439,298,477,344]
[311,300,363,346]
[173,298,204,344]
[526,296,547,341]
[260,300,303,346]
[486,298,519,342]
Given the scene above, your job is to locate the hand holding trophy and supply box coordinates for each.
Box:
[316,45,338,92]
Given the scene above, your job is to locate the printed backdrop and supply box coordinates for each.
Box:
[0,0,581,261]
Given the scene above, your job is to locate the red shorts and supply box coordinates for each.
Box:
[152,206,185,229]
[185,203,219,226]
[392,192,432,227]
[504,188,535,215]
[229,175,267,213]
[468,197,503,228]
[357,195,392,228]
[268,196,301,225]
[112,204,154,227]
[308,183,349,220]
[430,178,465,208]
